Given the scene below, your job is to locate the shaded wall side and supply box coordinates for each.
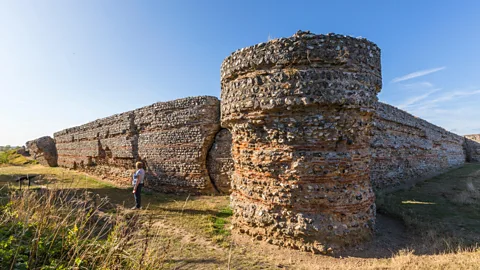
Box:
[206,128,233,194]
[464,134,480,162]
[371,102,466,192]
[25,136,58,167]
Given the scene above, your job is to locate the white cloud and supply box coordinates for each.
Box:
[397,88,440,109]
[392,67,446,83]
[396,89,480,135]
[428,89,480,104]
[402,81,434,89]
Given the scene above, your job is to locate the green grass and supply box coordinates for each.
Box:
[376,163,480,252]
[208,207,233,246]
[0,164,116,190]
[0,149,36,166]
[2,163,480,269]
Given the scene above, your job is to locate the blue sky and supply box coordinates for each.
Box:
[1,0,480,145]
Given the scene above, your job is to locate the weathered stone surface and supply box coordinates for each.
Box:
[54,96,221,193]
[464,134,480,162]
[134,96,220,193]
[54,111,135,184]
[207,129,234,193]
[26,136,58,167]
[371,103,466,191]
[16,146,29,156]
[221,31,381,252]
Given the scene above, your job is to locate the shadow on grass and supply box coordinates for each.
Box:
[340,163,480,259]
[167,258,224,264]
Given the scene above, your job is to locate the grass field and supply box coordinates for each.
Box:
[0,149,35,166]
[377,163,480,254]
[0,164,479,269]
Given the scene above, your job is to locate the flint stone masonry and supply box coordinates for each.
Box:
[133,96,220,193]
[464,134,480,162]
[54,111,136,184]
[207,129,234,193]
[371,102,466,191]
[221,31,381,252]
[26,136,58,167]
[54,96,225,193]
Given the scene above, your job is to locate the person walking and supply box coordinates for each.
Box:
[132,161,145,210]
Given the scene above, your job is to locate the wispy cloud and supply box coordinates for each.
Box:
[397,88,440,109]
[392,67,446,83]
[402,81,434,89]
[396,88,480,135]
[423,89,480,106]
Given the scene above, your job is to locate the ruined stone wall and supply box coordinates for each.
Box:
[25,136,58,167]
[464,134,480,162]
[221,31,381,253]
[133,96,220,193]
[371,102,466,191]
[54,112,135,184]
[207,129,234,193]
[54,96,226,193]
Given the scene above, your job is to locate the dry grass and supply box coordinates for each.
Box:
[0,187,170,269]
[1,164,480,269]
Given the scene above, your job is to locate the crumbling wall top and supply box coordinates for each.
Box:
[221,30,381,82]
[220,31,382,125]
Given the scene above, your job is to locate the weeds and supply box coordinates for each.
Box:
[207,207,233,247]
[0,187,169,269]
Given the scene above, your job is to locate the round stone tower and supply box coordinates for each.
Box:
[220,31,382,253]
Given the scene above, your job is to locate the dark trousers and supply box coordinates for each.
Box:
[134,184,143,209]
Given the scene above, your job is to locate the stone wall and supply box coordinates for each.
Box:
[221,31,381,253]
[464,134,480,162]
[25,136,58,167]
[54,96,228,194]
[207,129,234,193]
[54,111,135,184]
[133,96,220,193]
[371,102,466,191]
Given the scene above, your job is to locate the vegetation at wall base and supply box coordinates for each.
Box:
[0,188,168,269]
[0,164,479,269]
[0,149,36,166]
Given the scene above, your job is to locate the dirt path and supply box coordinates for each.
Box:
[145,211,410,269]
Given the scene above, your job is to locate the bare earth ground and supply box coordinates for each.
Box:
[0,164,479,269]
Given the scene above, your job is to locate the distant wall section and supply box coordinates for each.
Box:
[464,134,480,162]
[25,136,58,167]
[371,102,466,191]
[54,96,227,194]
